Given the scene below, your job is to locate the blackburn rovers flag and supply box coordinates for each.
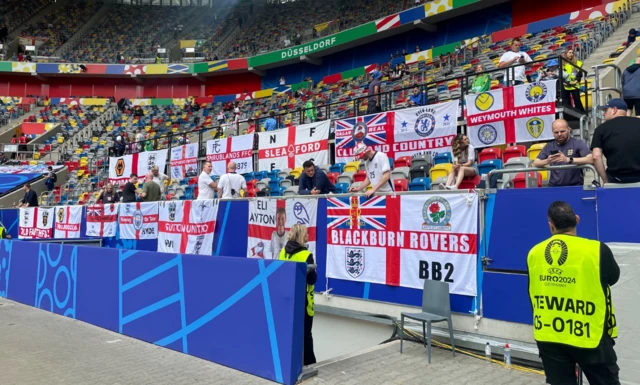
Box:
[466,80,556,148]
[158,200,218,255]
[19,207,54,239]
[335,102,458,163]
[247,198,317,259]
[54,205,82,239]
[119,202,159,239]
[326,194,478,296]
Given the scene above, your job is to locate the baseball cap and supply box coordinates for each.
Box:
[597,98,628,111]
[354,142,369,160]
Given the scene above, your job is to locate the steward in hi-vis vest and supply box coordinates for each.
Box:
[279,223,317,366]
[527,201,620,385]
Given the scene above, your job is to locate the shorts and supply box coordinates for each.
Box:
[623,98,640,114]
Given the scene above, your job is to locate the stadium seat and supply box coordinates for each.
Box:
[290,168,303,178]
[478,159,503,176]
[353,170,367,183]
[344,161,360,173]
[391,167,409,180]
[459,175,481,190]
[411,154,432,168]
[478,147,503,164]
[394,156,412,168]
[336,182,350,194]
[327,172,339,185]
[246,179,258,190]
[330,163,345,174]
[247,188,258,198]
[434,152,452,165]
[528,143,546,161]
[337,172,355,185]
[271,186,285,197]
[503,145,527,163]
[269,177,283,190]
[278,169,292,179]
[504,157,530,170]
[409,165,430,180]
[257,187,271,197]
[409,177,431,191]
[280,179,293,188]
[430,176,448,190]
[513,172,542,188]
[283,187,298,196]
[429,163,452,181]
[394,179,408,192]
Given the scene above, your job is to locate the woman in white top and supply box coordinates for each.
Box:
[444,134,477,190]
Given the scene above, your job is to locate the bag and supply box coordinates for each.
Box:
[51,172,57,183]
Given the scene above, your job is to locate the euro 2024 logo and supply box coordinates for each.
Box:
[422,197,452,231]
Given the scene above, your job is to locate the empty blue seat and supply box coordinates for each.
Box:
[336,182,349,194]
[409,177,431,191]
[434,152,452,165]
[330,163,345,174]
[269,177,283,190]
[271,186,285,197]
[478,159,503,175]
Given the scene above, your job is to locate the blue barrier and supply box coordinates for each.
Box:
[0,240,306,384]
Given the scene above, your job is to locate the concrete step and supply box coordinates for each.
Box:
[583,11,640,71]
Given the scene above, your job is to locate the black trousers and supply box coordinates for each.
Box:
[537,337,620,385]
[562,88,585,113]
[304,312,316,366]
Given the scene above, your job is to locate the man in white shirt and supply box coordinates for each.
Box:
[498,38,532,86]
[151,165,169,194]
[349,143,394,197]
[197,161,218,200]
[217,161,247,199]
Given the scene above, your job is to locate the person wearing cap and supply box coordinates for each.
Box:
[348,143,394,197]
[591,98,640,184]
[537,59,559,81]
[367,70,383,115]
[622,57,640,116]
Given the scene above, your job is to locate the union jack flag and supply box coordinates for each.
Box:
[327,196,387,230]
[335,112,392,151]
[87,206,102,216]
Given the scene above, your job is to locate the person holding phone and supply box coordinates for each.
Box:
[532,119,593,187]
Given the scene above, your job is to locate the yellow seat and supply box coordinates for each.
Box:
[528,143,548,181]
[429,163,453,181]
[344,161,360,173]
[33,153,40,160]
[603,58,616,65]
[57,137,64,143]
[290,168,303,178]
[581,92,592,109]
[29,160,38,166]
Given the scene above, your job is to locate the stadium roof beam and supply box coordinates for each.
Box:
[300,55,322,66]
[413,20,437,33]
[192,73,207,82]
[31,72,46,81]
[248,67,266,76]
[130,74,144,84]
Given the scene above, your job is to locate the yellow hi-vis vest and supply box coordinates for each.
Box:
[279,248,314,317]
[563,60,583,91]
[528,234,617,348]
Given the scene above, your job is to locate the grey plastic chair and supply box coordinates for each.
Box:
[400,279,455,363]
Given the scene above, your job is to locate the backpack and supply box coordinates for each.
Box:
[51,172,57,183]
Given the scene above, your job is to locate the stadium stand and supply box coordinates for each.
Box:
[0,0,51,34]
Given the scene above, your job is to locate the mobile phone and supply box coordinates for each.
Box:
[549,150,559,155]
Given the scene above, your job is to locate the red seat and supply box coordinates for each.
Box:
[459,175,481,190]
[478,147,502,164]
[394,156,412,168]
[247,188,258,198]
[353,170,367,183]
[513,172,542,188]
[393,179,408,192]
[503,145,527,163]
[327,172,339,185]
[246,179,257,190]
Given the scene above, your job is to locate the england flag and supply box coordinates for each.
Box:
[54,205,82,239]
[157,200,218,255]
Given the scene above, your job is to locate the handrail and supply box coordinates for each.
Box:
[591,63,624,125]
[487,164,600,187]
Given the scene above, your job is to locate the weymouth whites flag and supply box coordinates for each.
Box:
[118,202,159,239]
[247,198,318,260]
[54,205,82,239]
[86,204,118,237]
[257,120,330,171]
[18,207,54,239]
[108,149,168,186]
[170,143,199,180]
[335,102,458,164]
[326,194,478,296]
[157,200,218,255]
[206,134,254,176]
[465,80,557,148]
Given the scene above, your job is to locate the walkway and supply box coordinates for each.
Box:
[0,297,545,385]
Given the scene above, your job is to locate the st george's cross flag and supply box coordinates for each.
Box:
[465,80,556,148]
[119,202,159,239]
[86,204,118,237]
[108,149,168,186]
[157,200,218,255]
[206,134,254,176]
[257,120,330,172]
[53,205,82,239]
[326,194,478,296]
[18,207,54,239]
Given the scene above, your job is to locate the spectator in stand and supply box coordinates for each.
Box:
[139,172,161,202]
[279,76,286,86]
[97,183,121,203]
[44,166,56,192]
[394,50,401,58]
[537,58,559,81]
[217,110,226,126]
[627,28,637,47]
[18,133,28,160]
[532,119,593,187]
[471,64,490,93]
[407,87,425,107]
[151,165,169,195]
[305,98,317,123]
[114,132,126,157]
[592,99,640,184]
[498,38,532,86]
[349,143,393,197]
[562,48,585,113]
[415,45,421,53]
[217,161,247,199]
[298,160,337,195]
[198,160,218,199]
[122,174,138,203]
[264,111,277,131]
[390,64,403,81]
[622,57,640,116]
[14,183,38,208]
[0,152,8,164]
[367,70,382,115]
[135,130,145,153]
[443,134,477,190]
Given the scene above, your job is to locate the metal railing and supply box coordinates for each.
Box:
[487,164,600,188]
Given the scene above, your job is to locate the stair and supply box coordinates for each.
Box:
[581,11,640,71]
